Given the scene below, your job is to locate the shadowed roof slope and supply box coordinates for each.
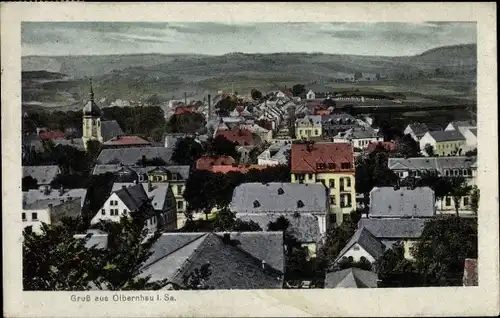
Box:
[325,268,378,288]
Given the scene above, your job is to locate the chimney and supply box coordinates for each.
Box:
[222,233,231,244]
[261,260,267,270]
[59,186,64,196]
[184,92,187,106]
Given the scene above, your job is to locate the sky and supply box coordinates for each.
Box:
[22,22,476,57]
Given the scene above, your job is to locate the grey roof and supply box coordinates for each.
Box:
[164,133,191,149]
[83,99,102,117]
[388,156,477,174]
[296,115,322,127]
[408,122,429,137]
[237,213,321,243]
[96,147,173,165]
[112,182,170,211]
[342,127,379,139]
[449,120,477,128]
[335,227,386,263]
[321,113,357,125]
[113,184,150,212]
[307,84,335,93]
[468,128,477,137]
[358,218,427,239]
[325,268,378,288]
[22,165,60,185]
[428,130,465,142]
[53,138,86,150]
[369,187,435,218]
[23,188,87,207]
[74,232,108,249]
[23,197,82,210]
[230,182,328,214]
[100,120,124,142]
[140,232,284,289]
[92,164,126,175]
[271,144,291,162]
[141,165,190,180]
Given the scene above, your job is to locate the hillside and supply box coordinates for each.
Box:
[22,44,477,110]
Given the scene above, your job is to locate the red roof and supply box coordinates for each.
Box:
[39,130,65,140]
[291,142,355,174]
[196,156,236,171]
[210,164,268,174]
[315,109,330,115]
[103,135,151,146]
[215,128,254,146]
[366,141,397,154]
[174,106,196,115]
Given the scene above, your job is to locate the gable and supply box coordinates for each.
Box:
[388,161,410,170]
[336,243,376,263]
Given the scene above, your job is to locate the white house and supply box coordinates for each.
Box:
[333,227,386,267]
[333,127,382,150]
[91,184,159,232]
[404,123,429,142]
[419,130,466,156]
[462,128,477,151]
[257,143,291,166]
[306,90,316,100]
[445,120,477,136]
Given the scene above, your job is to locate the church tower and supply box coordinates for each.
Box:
[82,80,103,149]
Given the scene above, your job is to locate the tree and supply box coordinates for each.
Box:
[146,94,162,106]
[205,135,239,160]
[22,176,39,191]
[465,148,477,157]
[411,217,478,286]
[172,137,204,166]
[250,89,263,100]
[150,127,166,143]
[424,143,435,157]
[166,112,206,134]
[395,134,421,158]
[136,156,166,167]
[448,177,473,216]
[292,84,306,97]
[212,207,262,232]
[470,186,480,215]
[374,241,421,287]
[375,73,381,80]
[316,218,357,271]
[354,72,363,80]
[322,99,336,108]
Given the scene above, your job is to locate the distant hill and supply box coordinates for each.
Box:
[21,44,477,110]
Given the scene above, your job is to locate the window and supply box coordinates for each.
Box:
[171,174,177,181]
[328,163,335,170]
[464,197,470,206]
[316,163,325,170]
[177,201,183,210]
[297,200,305,208]
[32,212,38,221]
[454,169,459,176]
[463,169,469,176]
[345,177,351,187]
[123,209,126,215]
[314,129,319,135]
[330,195,336,205]
[341,162,350,169]
[329,179,335,188]
[307,173,313,180]
[445,170,450,176]
[22,213,26,221]
[445,197,451,206]
[253,200,261,208]
[353,245,360,251]
[177,186,182,195]
[277,188,284,195]
[110,200,114,206]
[101,209,105,215]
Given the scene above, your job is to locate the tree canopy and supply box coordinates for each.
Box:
[205,135,239,160]
[292,84,306,97]
[172,137,205,166]
[166,112,206,134]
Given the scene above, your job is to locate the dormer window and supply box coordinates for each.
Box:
[297,200,304,208]
[277,188,284,195]
[341,162,350,169]
[253,200,261,208]
[328,163,335,169]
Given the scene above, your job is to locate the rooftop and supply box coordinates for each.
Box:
[335,227,386,264]
[102,135,151,146]
[291,142,355,174]
[96,147,173,165]
[387,156,477,173]
[230,182,328,214]
[358,218,427,239]
[22,165,60,185]
[112,183,170,211]
[196,156,236,171]
[428,130,466,142]
[215,128,255,146]
[369,186,435,218]
[325,268,378,288]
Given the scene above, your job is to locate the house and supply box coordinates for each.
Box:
[111,182,177,230]
[92,164,140,182]
[404,123,429,142]
[333,227,386,269]
[196,155,236,171]
[236,145,257,164]
[74,229,109,250]
[306,89,316,100]
[138,232,285,290]
[81,82,125,150]
[39,130,65,140]
[324,268,379,288]
[445,120,477,136]
[306,85,335,99]
[230,182,329,257]
[295,115,322,140]
[22,187,87,233]
[52,138,86,151]
[358,218,426,259]
[96,147,173,165]
[366,141,397,154]
[369,187,436,218]
[463,258,478,286]
[333,127,382,150]
[215,128,255,146]
[90,184,159,232]
[257,143,291,166]
[238,122,273,143]
[134,165,190,226]
[387,156,478,186]
[276,89,293,99]
[462,128,477,151]
[22,165,61,190]
[419,130,466,156]
[321,113,359,138]
[291,142,356,225]
[101,135,152,149]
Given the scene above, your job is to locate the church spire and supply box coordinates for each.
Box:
[89,79,94,101]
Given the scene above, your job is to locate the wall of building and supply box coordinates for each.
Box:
[22,208,50,233]
[436,196,474,216]
[434,140,466,156]
[336,243,377,264]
